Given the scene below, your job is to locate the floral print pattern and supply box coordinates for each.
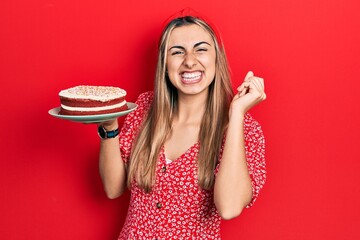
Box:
[118,92,266,239]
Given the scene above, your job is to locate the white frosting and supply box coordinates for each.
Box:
[61,100,126,112]
[59,85,126,102]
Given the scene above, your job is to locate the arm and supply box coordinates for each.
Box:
[99,119,127,199]
[214,115,252,220]
[214,71,266,220]
[99,92,153,199]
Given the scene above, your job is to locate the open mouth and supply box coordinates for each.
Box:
[180,71,202,84]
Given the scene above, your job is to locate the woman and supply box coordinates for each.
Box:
[98,16,266,239]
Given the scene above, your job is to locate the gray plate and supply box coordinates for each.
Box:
[48,102,137,123]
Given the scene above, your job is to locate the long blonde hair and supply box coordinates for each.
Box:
[127,16,234,192]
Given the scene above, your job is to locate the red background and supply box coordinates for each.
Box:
[1,0,360,239]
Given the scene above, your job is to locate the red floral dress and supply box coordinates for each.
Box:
[118,92,266,239]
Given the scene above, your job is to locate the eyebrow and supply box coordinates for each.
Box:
[168,41,211,51]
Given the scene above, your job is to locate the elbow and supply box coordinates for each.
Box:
[104,186,125,199]
[215,196,251,220]
[217,205,244,220]
[106,191,121,200]
[100,174,127,199]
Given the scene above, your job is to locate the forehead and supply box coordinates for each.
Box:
[168,24,214,46]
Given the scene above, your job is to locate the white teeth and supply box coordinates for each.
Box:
[181,72,201,79]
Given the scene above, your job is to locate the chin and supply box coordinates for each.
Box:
[178,86,209,96]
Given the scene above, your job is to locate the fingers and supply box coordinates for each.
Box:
[236,71,265,97]
[232,71,266,115]
[98,118,119,129]
[236,71,253,93]
[245,71,254,81]
[249,77,266,100]
[237,81,249,96]
[251,77,264,92]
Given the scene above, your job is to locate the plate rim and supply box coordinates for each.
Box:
[48,102,137,123]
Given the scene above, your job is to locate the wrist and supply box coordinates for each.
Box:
[99,119,118,131]
[229,110,245,123]
[97,124,119,139]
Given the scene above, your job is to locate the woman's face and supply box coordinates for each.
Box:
[166,24,216,97]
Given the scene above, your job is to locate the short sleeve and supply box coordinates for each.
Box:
[214,113,266,208]
[243,113,266,208]
[119,91,153,164]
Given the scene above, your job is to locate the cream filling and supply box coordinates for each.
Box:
[61,100,126,112]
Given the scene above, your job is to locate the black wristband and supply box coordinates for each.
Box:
[97,125,119,139]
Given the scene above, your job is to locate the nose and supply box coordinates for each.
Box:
[183,53,197,69]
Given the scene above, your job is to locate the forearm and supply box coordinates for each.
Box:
[99,122,127,199]
[214,115,252,219]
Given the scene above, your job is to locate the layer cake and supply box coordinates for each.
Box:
[59,85,128,115]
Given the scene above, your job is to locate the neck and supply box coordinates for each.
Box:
[175,90,208,124]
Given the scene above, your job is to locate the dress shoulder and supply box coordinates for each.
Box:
[119,91,153,163]
[243,112,266,207]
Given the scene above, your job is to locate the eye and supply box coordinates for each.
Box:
[196,48,208,52]
[171,51,184,56]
